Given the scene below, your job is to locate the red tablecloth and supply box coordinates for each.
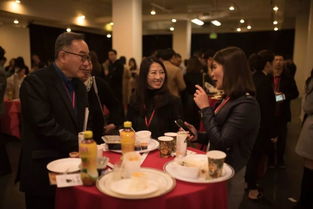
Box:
[55,148,228,209]
[0,99,21,138]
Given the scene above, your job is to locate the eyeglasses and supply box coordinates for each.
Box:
[63,50,90,62]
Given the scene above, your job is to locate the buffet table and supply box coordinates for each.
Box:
[0,99,21,138]
[55,148,228,209]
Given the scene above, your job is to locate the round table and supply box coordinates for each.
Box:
[55,148,228,209]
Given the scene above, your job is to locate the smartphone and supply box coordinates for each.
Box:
[174,119,195,136]
[275,93,286,102]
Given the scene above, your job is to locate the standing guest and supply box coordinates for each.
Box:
[5,58,27,99]
[270,54,299,168]
[185,47,260,209]
[128,57,139,99]
[158,48,186,98]
[4,58,15,77]
[245,50,277,200]
[18,32,89,209]
[106,49,124,104]
[89,51,104,79]
[127,57,183,139]
[31,54,45,72]
[79,57,123,144]
[295,69,313,209]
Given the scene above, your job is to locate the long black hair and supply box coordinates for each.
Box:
[133,57,169,115]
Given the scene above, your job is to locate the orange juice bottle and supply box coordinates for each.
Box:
[79,130,98,186]
[120,121,135,154]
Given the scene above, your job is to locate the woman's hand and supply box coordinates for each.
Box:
[104,123,116,134]
[184,121,198,142]
[194,85,210,109]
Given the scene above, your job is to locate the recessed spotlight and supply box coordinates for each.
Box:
[236,28,241,32]
[171,19,176,23]
[76,15,86,25]
[247,25,252,30]
[107,34,112,38]
[273,20,278,25]
[13,19,19,24]
[110,22,114,26]
[170,27,174,31]
[274,27,278,31]
[191,18,204,26]
[229,6,235,11]
[273,6,279,12]
[150,9,156,15]
[211,20,221,26]
[15,0,21,4]
[66,28,71,32]
[240,19,245,24]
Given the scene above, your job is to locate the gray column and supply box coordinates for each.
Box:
[112,0,142,64]
[173,20,191,60]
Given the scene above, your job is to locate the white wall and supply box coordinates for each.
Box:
[0,25,31,68]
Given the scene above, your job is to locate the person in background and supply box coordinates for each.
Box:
[295,69,313,209]
[158,48,186,98]
[79,55,124,143]
[119,56,131,112]
[31,54,46,72]
[283,59,297,78]
[18,32,89,209]
[245,50,277,200]
[89,51,104,79]
[270,54,299,168]
[182,56,204,129]
[5,57,28,100]
[106,49,124,105]
[127,57,183,139]
[185,47,260,209]
[4,58,15,77]
[128,57,139,99]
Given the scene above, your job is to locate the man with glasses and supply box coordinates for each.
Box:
[18,32,89,209]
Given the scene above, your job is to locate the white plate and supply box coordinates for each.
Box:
[110,139,160,154]
[110,178,158,196]
[96,168,175,199]
[46,158,81,173]
[164,154,234,183]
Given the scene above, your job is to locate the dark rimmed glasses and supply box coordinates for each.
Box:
[63,50,91,62]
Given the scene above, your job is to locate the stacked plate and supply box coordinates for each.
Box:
[96,168,175,199]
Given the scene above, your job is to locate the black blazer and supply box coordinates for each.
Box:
[19,65,88,196]
[199,94,260,172]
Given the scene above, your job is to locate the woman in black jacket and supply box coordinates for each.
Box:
[186,47,260,209]
[127,57,183,139]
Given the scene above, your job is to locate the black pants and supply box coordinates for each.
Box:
[269,122,287,165]
[0,133,11,175]
[299,167,313,209]
[25,193,55,209]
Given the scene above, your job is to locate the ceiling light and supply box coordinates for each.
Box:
[247,25,252,30]
[171,19,176,23]
[273,20,278,25]
[236,28,241,32]
[274,27,278,31]
[229,6,235,11]
[66,28,71,32]
[170,27,174,31]
[106,34,111,38]
[15,0,21,4]
[240,19,245,24]
[150,9,156,15]
[76,15,86,25]
[211,20,221,26]
[13,19,19,24]
[191,18,204,26]
[110,22,114,26]
[273,6,279,11]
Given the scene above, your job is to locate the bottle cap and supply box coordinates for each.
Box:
[124,121,132,128]
[84,130,93,139]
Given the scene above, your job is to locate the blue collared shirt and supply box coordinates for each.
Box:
[53,63,75,95]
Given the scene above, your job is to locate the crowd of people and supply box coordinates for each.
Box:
[0,31,312,209]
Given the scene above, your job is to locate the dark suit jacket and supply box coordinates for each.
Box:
[199,94,260,172]
[19,65,88,196]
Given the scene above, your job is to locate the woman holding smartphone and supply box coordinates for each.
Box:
[186,47,260,209]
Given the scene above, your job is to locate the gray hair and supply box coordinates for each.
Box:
[54,32,85,59]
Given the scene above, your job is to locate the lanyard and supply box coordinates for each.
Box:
[145,109,156,128]
[214,96,230,114]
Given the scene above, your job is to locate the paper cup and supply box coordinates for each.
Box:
[176,131,188,158]
[164,132,177,152]
[206,150,226,178]
[136,130,151,149]
[158,136,174,158]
